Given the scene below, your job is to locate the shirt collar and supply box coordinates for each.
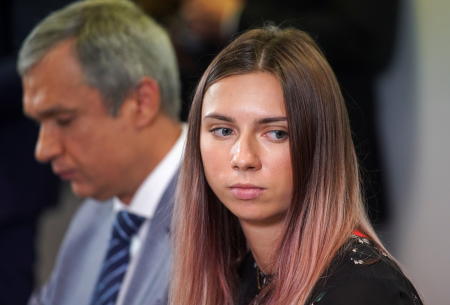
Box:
[113,124,187,218]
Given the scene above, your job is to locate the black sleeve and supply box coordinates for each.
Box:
[318,276,419,305]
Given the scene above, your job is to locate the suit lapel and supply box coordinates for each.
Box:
[47,199,115,305]
[121,171,178,305]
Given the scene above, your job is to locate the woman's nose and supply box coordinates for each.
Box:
[230,135,262,171]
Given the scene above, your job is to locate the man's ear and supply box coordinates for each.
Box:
[127,76,161,128]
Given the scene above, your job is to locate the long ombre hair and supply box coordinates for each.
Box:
[171,27,387,305]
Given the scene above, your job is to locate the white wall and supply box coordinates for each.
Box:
[378,0,450,304]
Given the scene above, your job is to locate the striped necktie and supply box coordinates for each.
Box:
[90,211,145,305]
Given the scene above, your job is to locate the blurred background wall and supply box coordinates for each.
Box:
[378,0,450,304]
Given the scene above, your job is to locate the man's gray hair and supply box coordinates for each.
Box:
[18,0,181,118]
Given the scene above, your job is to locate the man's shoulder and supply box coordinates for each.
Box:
[28,198,117,305]
[67,198,114,228]
[56,198,115,253]
[76,197,114,216]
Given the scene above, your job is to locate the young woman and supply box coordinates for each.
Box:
[170,27,423,305]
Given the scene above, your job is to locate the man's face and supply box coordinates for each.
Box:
[23,40,138,201]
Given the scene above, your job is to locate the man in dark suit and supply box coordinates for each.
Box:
[19,1,185,304]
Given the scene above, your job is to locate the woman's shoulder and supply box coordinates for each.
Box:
[309,235,422,305]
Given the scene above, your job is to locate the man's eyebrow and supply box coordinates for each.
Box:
[203,113,235,122]
[26,107,77,120]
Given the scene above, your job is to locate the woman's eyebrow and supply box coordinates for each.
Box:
[203,114,287,124]
[257,116,287,124]
[203,113,235,122]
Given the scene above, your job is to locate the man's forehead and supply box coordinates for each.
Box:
[23,92,77,119]
[23,74,64,114]
[23,73,107,119]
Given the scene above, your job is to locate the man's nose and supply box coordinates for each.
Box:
[230,135,262,171]
[35,125,63,163]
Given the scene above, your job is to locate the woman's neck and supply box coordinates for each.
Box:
[239,220,284,274]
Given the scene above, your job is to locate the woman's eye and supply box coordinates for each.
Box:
[266,130,288,141]
[210,127,234,137]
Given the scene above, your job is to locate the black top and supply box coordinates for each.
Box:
[237,235,422,305]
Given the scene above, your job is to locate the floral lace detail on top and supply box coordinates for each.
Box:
[309,235,422,305]
[348,234,388,265]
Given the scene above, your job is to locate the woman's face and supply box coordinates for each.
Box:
[200,72,293,225]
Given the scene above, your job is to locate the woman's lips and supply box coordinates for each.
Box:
[229,184,265,200]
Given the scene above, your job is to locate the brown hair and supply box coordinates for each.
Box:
[171,27,384,305]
